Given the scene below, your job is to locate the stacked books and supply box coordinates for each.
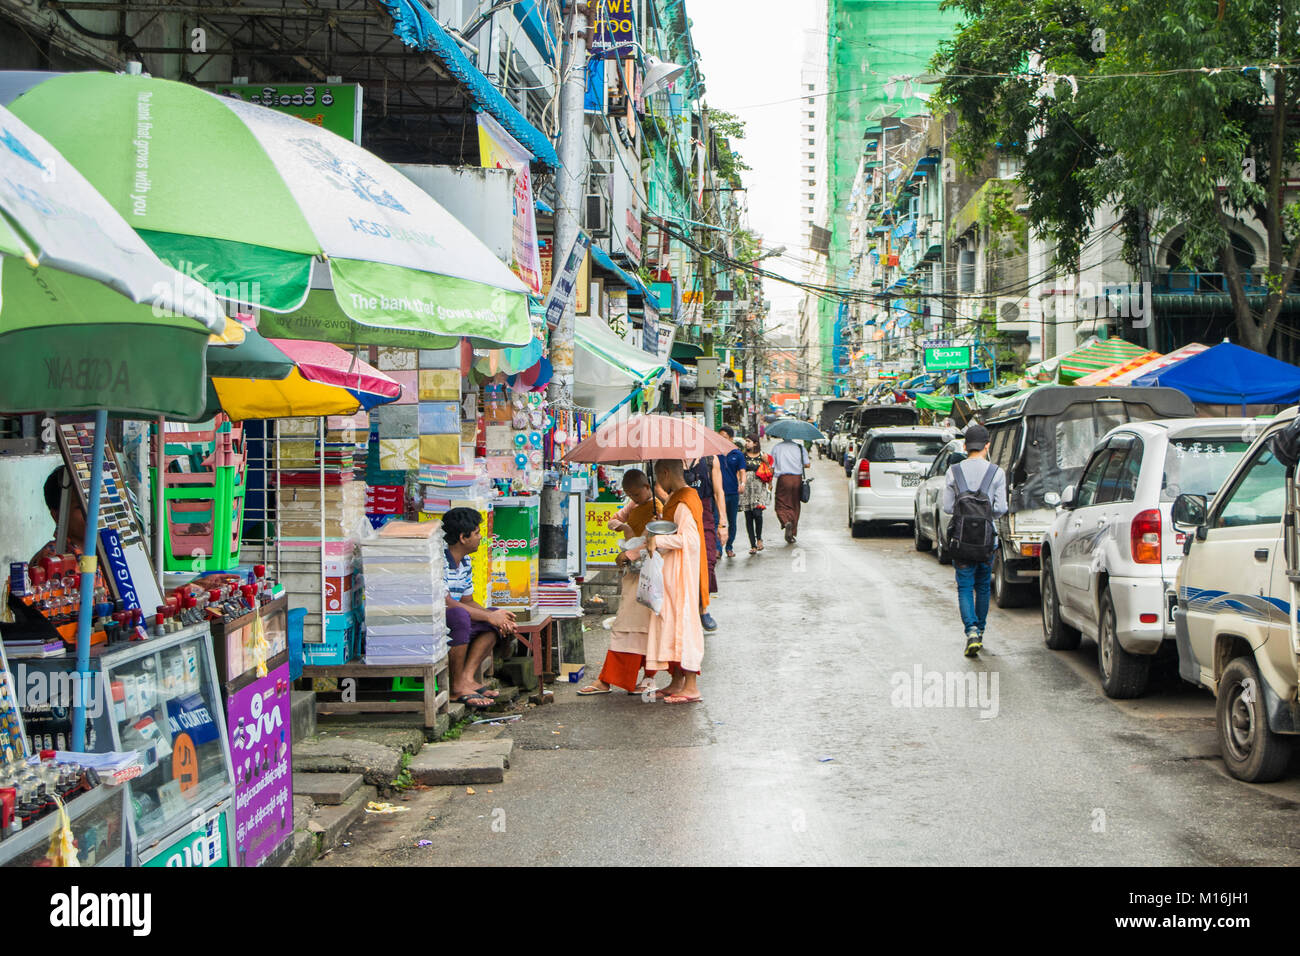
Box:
[536,581,582,618]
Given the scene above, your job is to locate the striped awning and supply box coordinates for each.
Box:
[1075,343,1210,387]
[1057,338,1150,382]
[1072,349,1163,386]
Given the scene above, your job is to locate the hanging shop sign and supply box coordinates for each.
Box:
[543,231,592,327]
[606,287,629,340]
[477,112,543,294]
[214,83,362,143]
[923,346,972,372]
[591,0,637,58]
[584,502,624,567]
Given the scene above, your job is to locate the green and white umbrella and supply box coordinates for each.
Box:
[0,102,226,416]
[0,71,532,348]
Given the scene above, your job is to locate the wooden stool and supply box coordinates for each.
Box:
[511,613,555,688]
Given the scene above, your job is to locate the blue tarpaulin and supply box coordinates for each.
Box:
[377,0,560,168]
[945,368,992,385]
[1132,341,1300,408]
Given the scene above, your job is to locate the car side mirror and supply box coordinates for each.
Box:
[1059,485,1076,509]
[1044,492,1061,507]
[1172,493,1208,534]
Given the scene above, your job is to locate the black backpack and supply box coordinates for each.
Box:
[946,461,999,564]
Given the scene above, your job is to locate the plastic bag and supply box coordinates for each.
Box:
[636,551,665,613]
[45,796,80,867]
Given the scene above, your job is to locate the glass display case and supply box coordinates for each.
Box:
[13,622,234,864]
[0,782,126,867]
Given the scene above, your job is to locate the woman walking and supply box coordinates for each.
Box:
[740,436,772,553]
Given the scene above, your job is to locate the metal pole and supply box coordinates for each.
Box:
[155,416,165,593]
[71,409,107,753]
[540,0,589,580]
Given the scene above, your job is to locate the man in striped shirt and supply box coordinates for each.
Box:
[444,508,516,708]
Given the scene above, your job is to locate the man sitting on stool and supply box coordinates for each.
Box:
[443,507,515,709]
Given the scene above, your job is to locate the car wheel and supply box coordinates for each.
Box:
[1216,656,1294,782]
[851,520,870,538]
[1041,562,1081,650]
[1097,589,1148,698]
[934,512,952,565]
[913,509,932,552]
[992,552,1033,608]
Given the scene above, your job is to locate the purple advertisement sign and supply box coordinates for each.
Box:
[228,662,293,868]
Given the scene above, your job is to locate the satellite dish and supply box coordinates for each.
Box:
[643,54,686,96]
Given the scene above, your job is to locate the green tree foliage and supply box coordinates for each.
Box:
[934,0,1300,351]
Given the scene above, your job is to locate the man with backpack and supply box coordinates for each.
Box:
[942,423,1008,658]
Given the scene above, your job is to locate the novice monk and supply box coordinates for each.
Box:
[578,469,659,696]
[644,459,705,704]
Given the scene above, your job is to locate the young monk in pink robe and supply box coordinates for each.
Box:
[644,459,704,703]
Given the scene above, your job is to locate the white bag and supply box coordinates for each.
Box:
[636,551,665,613]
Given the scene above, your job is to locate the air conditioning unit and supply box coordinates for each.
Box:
[996,296,1033,331]
[584,194,608,235]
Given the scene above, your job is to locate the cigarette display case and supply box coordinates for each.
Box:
[14,622,235,865]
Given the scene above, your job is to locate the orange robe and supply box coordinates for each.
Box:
[644,490,705,674]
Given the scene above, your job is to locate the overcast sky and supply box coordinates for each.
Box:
[688,0,823,330]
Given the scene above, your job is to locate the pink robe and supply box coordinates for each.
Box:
[644,502,704,673]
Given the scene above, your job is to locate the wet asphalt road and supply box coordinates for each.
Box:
[345,456,1300,866]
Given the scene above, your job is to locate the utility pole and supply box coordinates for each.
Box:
[540,0,588,579]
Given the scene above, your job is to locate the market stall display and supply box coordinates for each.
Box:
[12,622,236,866]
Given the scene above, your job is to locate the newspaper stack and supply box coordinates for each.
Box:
[360,520,448,666]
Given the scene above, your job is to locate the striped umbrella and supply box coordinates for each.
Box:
[1057,338,1150,383]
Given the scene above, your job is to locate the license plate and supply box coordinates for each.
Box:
[901,474,921,488]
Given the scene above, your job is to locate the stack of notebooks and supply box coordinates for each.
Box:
[276,418,367,539]
[536,581,583,619]
[3,638,65,659]
[360,521,448,666]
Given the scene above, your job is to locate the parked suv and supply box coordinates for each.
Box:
[1172,408,1300,782]
[1039,418,1255,698]
[839,404,919,474]
[913,437,967,564]
[982,386,1195,608]
[848,426,952,537]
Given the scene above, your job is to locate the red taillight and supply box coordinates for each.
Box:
[857,462,871,488]
[1139,613,1158,624]
[1131,509,1161,564]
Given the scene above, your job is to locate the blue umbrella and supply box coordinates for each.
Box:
[767,419,826,442]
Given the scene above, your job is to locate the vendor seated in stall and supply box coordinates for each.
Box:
[29,467,88,568]
[443,507,516,709]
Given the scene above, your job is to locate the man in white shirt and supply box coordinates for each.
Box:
[771,438,810,544]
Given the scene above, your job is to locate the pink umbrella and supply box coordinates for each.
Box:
[269,339,402,408]
[564,413,737,464]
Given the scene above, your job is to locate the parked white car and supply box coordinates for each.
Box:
[848,426,953,537]
[912,438,968,564]
[1039,418,1256,699]
[1171,408,1299,781]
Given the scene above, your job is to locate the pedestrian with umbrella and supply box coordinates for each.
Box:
[766,419,824,545]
